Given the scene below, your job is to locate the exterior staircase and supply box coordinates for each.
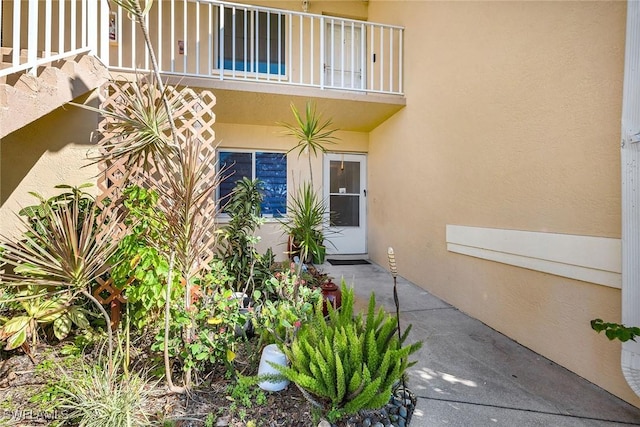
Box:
[0,48,110,139]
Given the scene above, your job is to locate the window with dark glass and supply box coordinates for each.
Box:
[218,151,287,217]
[220,8,286,75]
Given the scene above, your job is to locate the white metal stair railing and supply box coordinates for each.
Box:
[0,53,109,139]
[0,0,100,78]
[106,0,405,96]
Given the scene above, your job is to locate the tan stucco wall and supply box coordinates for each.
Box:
[0,93,100,240]
[367,0,639,406]
[214,120,368,260]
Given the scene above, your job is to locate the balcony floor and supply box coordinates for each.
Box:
[113,70,406,132]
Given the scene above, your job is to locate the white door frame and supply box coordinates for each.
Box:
[323,153,367,255]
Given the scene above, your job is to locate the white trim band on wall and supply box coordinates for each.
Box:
[446,225,621,289]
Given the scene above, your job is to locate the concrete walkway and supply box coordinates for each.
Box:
[322,261,640,427]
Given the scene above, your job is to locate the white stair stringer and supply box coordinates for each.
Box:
[0,53,109,139]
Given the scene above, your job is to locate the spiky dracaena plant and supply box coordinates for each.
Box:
[152,137,221,389]
[280,182,328,265]
[279,101,337,188]
[80,73,181,175]
[272,283,422,422]
[83,3,183,392]
[0,197,121,375]
[73,0,222,392]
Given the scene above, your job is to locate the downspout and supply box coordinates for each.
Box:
[621,0,640,396]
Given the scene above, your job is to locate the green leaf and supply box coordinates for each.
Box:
[5,326,27,351]
[35,300,65,323]
[14,263,44,276]
[0,316,31,336]
[191,343,202,354]
[53,315,72,340]
[68,307,90,330]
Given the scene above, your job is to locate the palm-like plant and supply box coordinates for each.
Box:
[73,0,220,393]
[279,101,337,188]
[80,74,181,173]
[0,197,120,374]
[280,182,328,264]
[153,137,221,313]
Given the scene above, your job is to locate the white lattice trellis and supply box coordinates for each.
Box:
[95,79,219,266]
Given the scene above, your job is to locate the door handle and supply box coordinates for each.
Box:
[364,189,367,197]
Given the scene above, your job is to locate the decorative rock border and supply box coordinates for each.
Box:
[322,387,417,427]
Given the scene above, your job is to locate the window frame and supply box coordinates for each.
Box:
[217,148,288,219]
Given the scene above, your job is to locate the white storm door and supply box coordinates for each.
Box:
[324,22,363,89]
[324,153,367,254]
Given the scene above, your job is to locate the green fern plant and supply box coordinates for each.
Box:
[272,282,421,422]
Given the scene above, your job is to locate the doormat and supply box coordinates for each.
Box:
[326,259,370,266]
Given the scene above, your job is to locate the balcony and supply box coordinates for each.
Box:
[0,0,405,132]
[107,0,406,131]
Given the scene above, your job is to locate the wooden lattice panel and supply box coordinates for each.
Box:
[93,276,130,328]
[95,78,219,269]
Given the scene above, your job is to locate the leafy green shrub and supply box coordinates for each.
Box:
[0,286,93,350]
[151,278,256,379]
[109,185,179,331]
[273,283,421,422]
[226,373,268,408]
[255,266,321,345]
[17,184,96,235]
[0,185,120,362]
[216,177,274,295]
[591,318,640,342]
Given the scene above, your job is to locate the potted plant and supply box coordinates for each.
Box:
[280,182,328,264]
[278,101,337,265]
[271,283,422,424]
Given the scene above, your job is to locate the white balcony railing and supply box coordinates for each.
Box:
[1,0,404,96]
[107,0,404,95]
[0,0,104,78]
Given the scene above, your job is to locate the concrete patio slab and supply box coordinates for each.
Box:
[321,261,640,427]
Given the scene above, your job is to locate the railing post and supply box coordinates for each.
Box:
[219,3,224,80]
[87,0,98,57]
[99,0,110,66]
[12,0,21,68]
[27,0,38,74]
[45,0,53,58]
[399,28,404,94]
[320,15,324,89]
[70,0,77,51]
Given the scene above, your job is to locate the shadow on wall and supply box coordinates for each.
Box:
[0,91,100,206]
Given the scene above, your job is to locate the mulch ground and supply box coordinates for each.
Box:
[0,343,315,427]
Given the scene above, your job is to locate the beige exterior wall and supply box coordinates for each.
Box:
[213,120,368,260]
[0,92,100,240]
[366,0,639,406]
